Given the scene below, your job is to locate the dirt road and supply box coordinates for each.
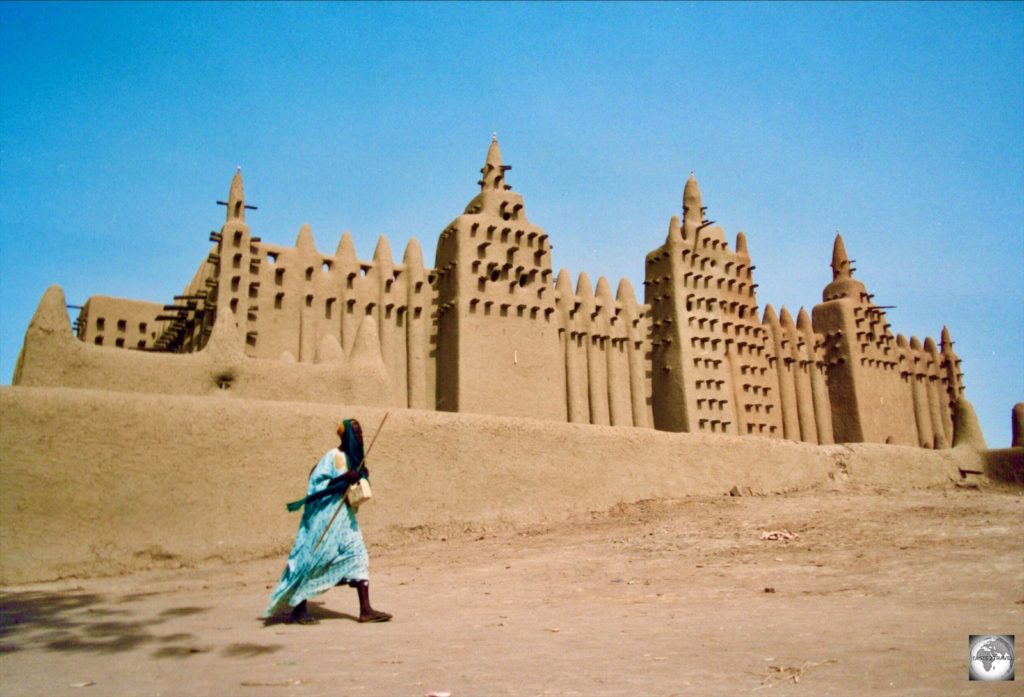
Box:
[2,484,1021,696]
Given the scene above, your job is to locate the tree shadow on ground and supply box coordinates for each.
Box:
[0,590,208,657]
[2,591,282,660]
[307,602,359,623]
[222,642,283,658]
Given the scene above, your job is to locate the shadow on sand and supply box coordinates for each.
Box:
[1,591,280,659]
[261,600,359,626]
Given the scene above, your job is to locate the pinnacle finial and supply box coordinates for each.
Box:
[941,325,953,349]
[482,136,505,190]
[226,167,246,223]
[666,215,682,246]
[796,307,812,331]
[779,306,796,329]
[736,231,749,256]
[683,172,703,232]
[831,233,851,279]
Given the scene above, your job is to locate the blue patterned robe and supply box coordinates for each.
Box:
[264,448,370,618]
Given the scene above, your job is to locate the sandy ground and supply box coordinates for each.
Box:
[1,483,1022,697]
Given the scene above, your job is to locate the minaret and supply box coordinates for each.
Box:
[208,168,257,355]
[647,172,772,436]
[434,137,564,420]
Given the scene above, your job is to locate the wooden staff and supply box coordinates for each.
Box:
[310,411,390,555]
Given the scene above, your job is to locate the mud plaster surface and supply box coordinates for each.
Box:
[0,387,979,585]
[2,485,1022,697]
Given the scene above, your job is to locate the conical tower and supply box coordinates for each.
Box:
[155,168,261,354]
[434,137,564,420]
[645,172,775,436]
[812,234,918,444]
[822,234,867,302]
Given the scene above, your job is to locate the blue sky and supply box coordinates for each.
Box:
[1,2,1021,445]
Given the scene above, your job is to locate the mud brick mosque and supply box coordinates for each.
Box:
[14,138,967,448]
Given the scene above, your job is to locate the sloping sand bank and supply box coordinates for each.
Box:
[0,386,982,585]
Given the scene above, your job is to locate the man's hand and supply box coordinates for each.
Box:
[341,469,363,484]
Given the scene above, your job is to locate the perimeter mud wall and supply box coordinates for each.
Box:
[0,386,981,585]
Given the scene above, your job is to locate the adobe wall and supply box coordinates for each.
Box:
[14,286,391,408]
[75,295,163,349]
[0,385,979,586]
[984,448,1024,486]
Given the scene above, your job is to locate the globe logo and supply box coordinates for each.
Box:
[969,635,1014,681]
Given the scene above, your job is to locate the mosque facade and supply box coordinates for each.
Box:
[19,138,965,448]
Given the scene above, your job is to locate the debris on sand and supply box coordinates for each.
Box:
[760,530,798,541]
[753,659,836,690]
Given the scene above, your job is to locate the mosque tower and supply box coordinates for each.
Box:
[811,234,922,444]
[433,137,565,419]
[646,174,782,436]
